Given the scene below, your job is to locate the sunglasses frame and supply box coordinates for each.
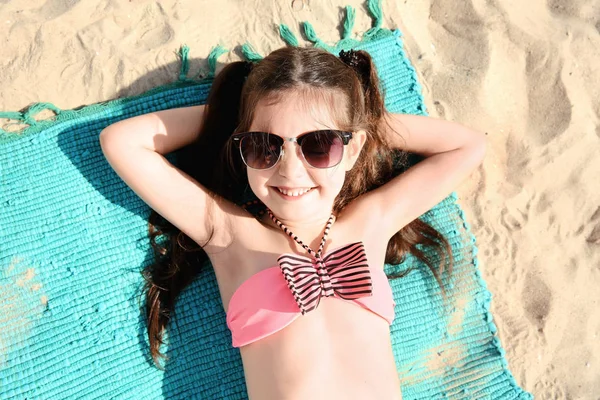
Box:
[230,129,354,170]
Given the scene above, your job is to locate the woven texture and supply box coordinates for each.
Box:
[0,3,532,399]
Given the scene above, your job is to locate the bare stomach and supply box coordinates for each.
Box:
[238,298,403,400]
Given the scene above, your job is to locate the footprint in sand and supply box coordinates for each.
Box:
[36,0,83,20]
[587,206,600,244]
[587,224,600,245]
[491,0,574,146]
[500,207,526,231]
[428,0,491,108]
[547,0,599,22]
[135,3,174,51]
[521,271,552,333]
[535,192,553,214]
[429,0,490,77]
[525,41,572,146]
[433,100,446,119]
[500,190,532,232]
[547,0,600,141]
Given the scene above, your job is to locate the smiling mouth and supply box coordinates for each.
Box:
[272,186,316,197]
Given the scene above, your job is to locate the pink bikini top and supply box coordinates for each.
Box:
[226,209,396,348]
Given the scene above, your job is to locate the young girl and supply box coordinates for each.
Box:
[100,46,486,399]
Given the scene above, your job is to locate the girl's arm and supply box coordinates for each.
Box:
[99,104,244,252]
[382,113,485,156]
[360,113,487,241]
[101,104,206,154]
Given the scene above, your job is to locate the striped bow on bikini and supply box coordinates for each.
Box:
[277,241,373,315]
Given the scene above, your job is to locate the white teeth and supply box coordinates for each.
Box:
[277,187,313,197]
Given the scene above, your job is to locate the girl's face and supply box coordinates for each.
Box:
[245,94,366,223]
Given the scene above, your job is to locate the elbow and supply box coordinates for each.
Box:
[99,128,121,152]
[99,125,113,139]
[99,128,112,148]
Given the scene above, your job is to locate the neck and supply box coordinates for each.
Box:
[262,209,336,247]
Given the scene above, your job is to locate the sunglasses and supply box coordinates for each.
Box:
[230,130,353,170]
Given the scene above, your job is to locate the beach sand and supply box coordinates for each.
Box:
[1,0,598,398]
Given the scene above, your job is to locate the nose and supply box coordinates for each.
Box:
[277,141,306,178]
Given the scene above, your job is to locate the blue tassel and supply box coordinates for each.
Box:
[207,44,229,78]
[241,43,264,62]
[368,0,383,29]
[0,111,25,122]
[364,0,384,41]
[279,24,299,46]
[342,6,356,39]
[24,103,62,119]
[301,21,320,44]
[178,45,190,81]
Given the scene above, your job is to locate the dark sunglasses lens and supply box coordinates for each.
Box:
[302,131,344,168]
[240,133,281,169]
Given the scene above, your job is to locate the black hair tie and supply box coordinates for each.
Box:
[339,49,360,68]
[339,49,370,92]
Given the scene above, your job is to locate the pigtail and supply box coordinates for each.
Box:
[339,49,384,120]
[143,61,253,369]
[340,48,452,298]
[337,49,396,203]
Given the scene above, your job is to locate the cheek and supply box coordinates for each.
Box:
[247,171,271,198]
[316,167,346,196]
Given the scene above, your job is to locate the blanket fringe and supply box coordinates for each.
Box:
[301,21,321,46]
[206,45,229,78]
[177,45,190,81]
[363,0,383,41]
[0,102,62,131]
[368,0,383,30]
[241,43,263,62]
[239,0,384,62]
[0,0,388,135]
[279,24,299,47]
[0,110,25,123]
[342,5,356,40]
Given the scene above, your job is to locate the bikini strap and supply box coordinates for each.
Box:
[267,209,335,260]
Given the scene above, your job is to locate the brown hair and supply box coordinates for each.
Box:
[141,46,454,368]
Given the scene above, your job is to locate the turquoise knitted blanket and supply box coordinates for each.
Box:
[0,1,532,399]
